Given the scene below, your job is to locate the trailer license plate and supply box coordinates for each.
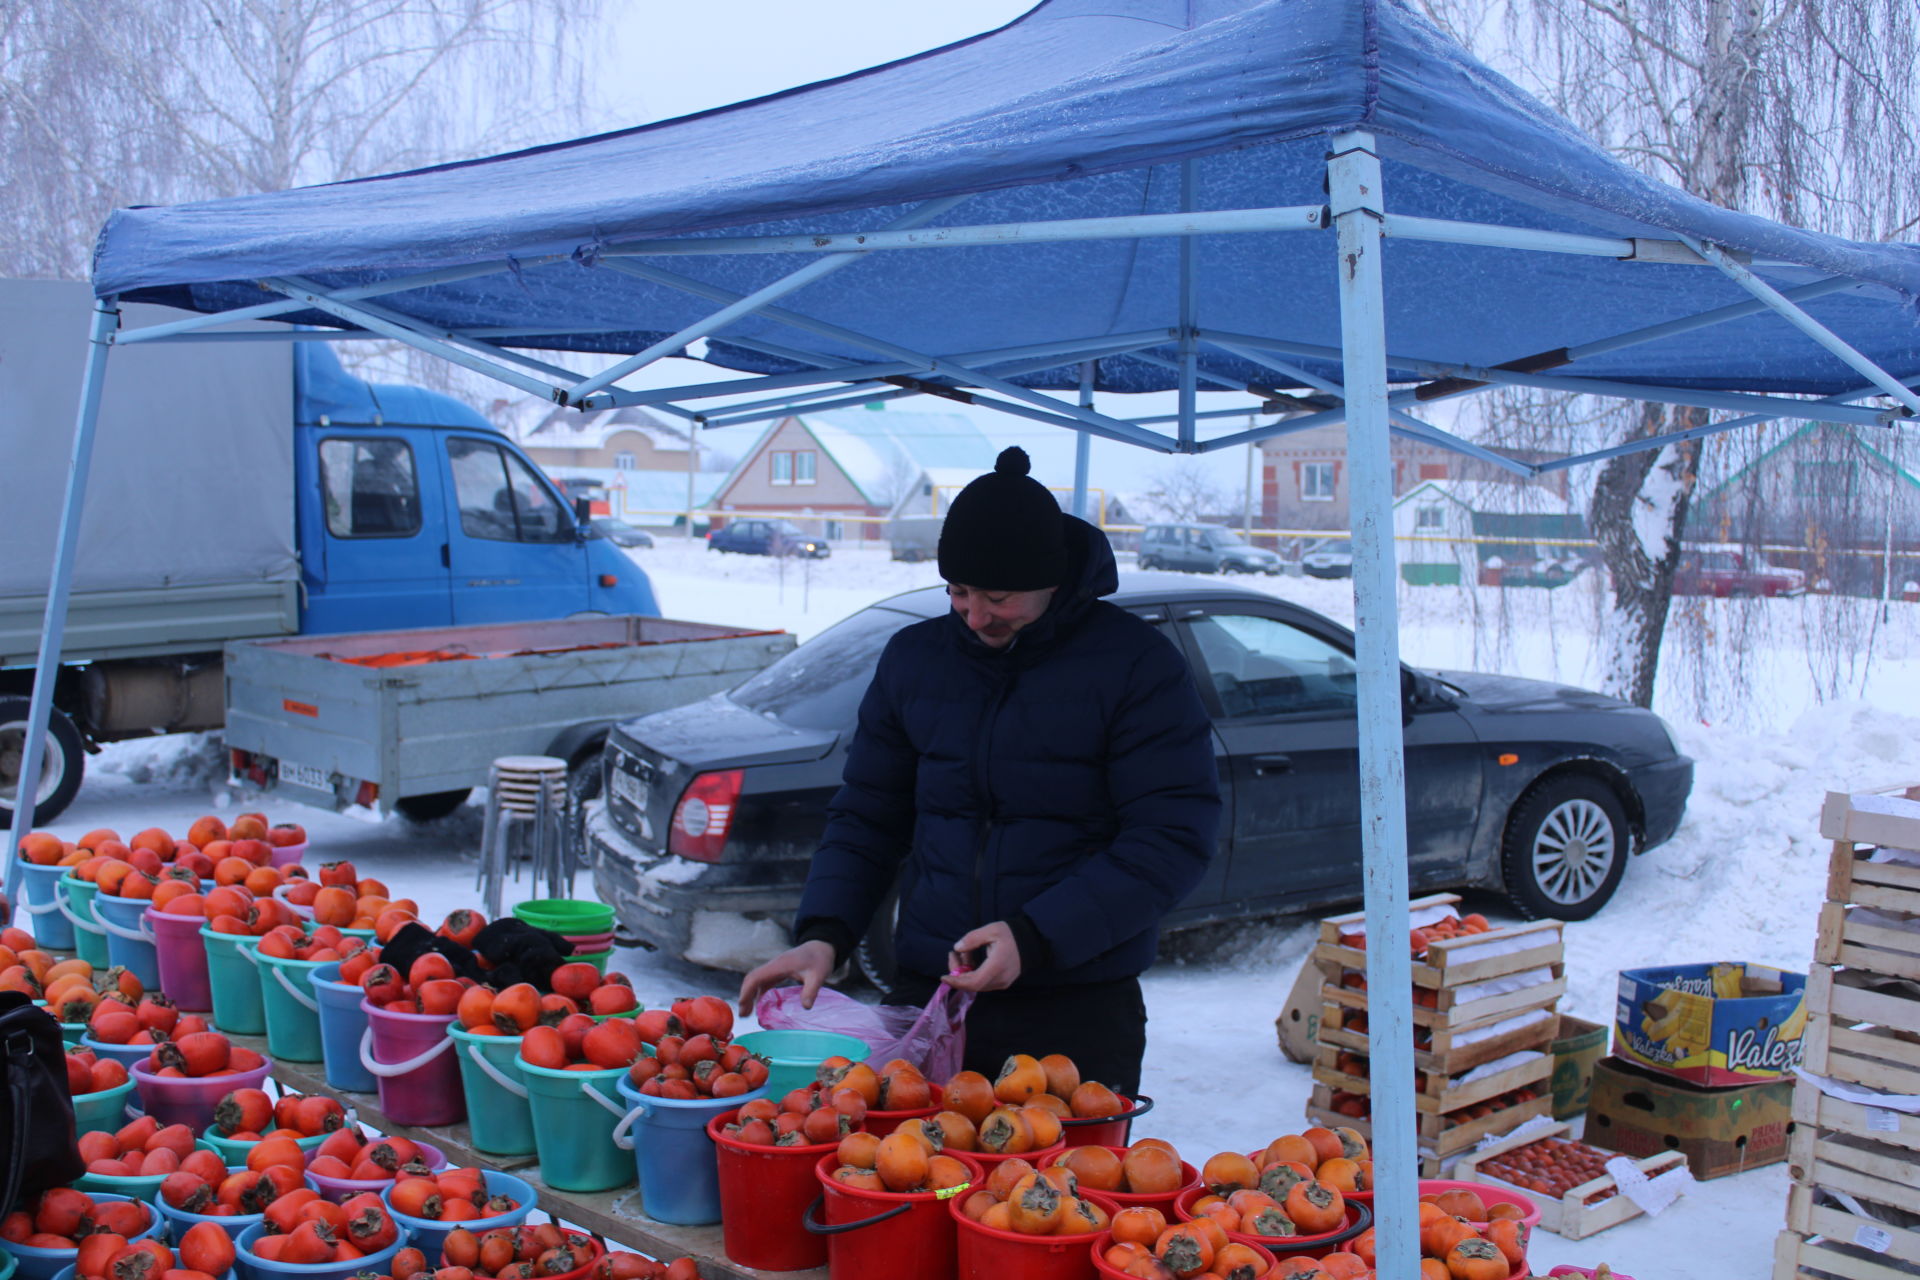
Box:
[278,759,329,792]
[611,767,647,810]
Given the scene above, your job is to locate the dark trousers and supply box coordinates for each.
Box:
[891,975,1147,1098]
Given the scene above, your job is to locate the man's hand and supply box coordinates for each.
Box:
[941,921,1022,993]
[737,939,836,1016]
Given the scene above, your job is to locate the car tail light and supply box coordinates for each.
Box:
[669,769,742,861]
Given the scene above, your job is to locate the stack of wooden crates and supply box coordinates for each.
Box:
[1776,782,1920,1280]
[1306,891,1566,1173]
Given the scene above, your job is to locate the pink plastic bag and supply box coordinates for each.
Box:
[755,983,976,1081]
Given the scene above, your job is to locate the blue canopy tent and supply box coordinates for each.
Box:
[15,0,1920,1270]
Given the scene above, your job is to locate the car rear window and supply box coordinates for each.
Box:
[730,606,920,729]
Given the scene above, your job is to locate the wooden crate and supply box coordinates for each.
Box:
[1454,1120,1689,1240]
[1321,962,1566,1030]
[1305,1082,1552,1159]
[1316,999,1561,1074]
[1822,784,1920,852]
[1816,899,1920,986]
[1312,1042,1553,1115]
[1793,1083,1920,1159]
[1801,966,1920,1097]
[1313,894,1565,990]
[1775,1229,1920,1280]
[1781,1175,1920,1275]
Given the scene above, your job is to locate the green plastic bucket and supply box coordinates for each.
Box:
[570,948,612,975]
[256,950,327,1062]
[516,1057,633,1192]
[57,873,109,968]
[449,1026,536,1157]
[199,1123,334,1165]
[512,900,614,935]
[733,1029,872,1099]
[202,928,268,1036]
[71,1077,136,1136]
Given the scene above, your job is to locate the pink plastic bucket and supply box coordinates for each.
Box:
[269,840,308,870]
[358,999,464,1127]
[145,907,213,1011]
[130,1056,271,1131]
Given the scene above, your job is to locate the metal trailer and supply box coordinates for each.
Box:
[223,615,793,815]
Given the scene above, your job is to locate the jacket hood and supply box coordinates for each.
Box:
[944,515,1116,657]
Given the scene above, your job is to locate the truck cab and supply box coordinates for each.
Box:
[292,347,656,632]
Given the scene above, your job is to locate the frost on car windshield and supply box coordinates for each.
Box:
[729,606,915,729]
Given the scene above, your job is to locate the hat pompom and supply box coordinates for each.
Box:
[993,446,1031,478]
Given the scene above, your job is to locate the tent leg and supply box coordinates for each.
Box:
[1329,131,1418,1280]
[1072,362,1094,519]
[3,298,117,898]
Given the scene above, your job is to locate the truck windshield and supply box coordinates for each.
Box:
[730,606,917,729]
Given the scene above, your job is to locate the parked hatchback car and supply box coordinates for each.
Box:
[1138,523,1284,574]
[708,518,831,558]
[1300,537,1354,578]
[584,576,1693,978]
[1671,545,1806,598]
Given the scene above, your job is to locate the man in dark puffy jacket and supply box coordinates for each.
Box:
[737,447,1221,1093]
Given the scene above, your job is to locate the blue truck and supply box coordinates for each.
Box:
[0,278,707,824]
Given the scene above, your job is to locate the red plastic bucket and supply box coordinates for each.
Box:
[950,1188,1119,1280]
[1173,1186,1372,1260]
[1346,1177,1541,1230]
[358,999,463,1127]
[864,1082,945,1138]
[972,1143,1065,1177]
[707,1110,840,1272]
[1054,1147,1198,1215]
[145,907,214,1011]
[1089,1229,1275,1280]
[807,1152,983,1280]
[1061,1094,1153,1148]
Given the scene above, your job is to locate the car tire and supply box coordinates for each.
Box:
[1500,775,1630,921]
[0,696,85,826]
[1139,555,1158,570]
[855,887,901,992]
[564,749,603,878]
[396,789,472,823]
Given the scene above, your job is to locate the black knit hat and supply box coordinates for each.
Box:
[937,447,1067,590]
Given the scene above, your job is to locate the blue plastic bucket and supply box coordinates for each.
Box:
[0,1193,162,1280]
[310,962,377,1093]
[58,873,108,968]
[382,1169,534,1264]
[256,950,326,1062]
[92,894,161,990]
[202,928,267,1036]
[15,861,75,949]
[235,1221,406,1280]
[448,1026,534,1156]
[156,1187,262,1242]
[733,1029,871,1099]
[515,1057,633,1193]
[613,1075,768,1225]
[78,1034,154,1074]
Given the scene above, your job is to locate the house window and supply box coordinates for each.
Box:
[770,451,793,486]
[1416,505,1445,530]
[614,452,635,470]
[1301,462,1336,501]
[794,451,817,485]
[1796,461,1853,499]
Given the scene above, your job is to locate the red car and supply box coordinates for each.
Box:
[1672,545,1807,598]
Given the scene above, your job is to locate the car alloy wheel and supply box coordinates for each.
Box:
[1500,775,1629,921]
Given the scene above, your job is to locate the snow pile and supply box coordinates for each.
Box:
[95,731,227,789]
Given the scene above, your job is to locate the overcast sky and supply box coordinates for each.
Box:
[586,0,1261,507]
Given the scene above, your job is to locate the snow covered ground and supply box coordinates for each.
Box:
[25,537,1919,1277]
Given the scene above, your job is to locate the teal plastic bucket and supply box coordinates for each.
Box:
[70,1077,136,1135]
[256,950,327,1062]
[93,893,160,989]
[199,1123,333,1166]
[202,928,267,1036]
[310,962,377,1093]
[515,1056,633,1192]
[612,1076,767,1225]
[512,899,613,935]
[16,861,75,949]
[448,1026,535,1156]
[382,1169,534,1264]
[733,1029,871,1099]
[58,873,109,968]
[32,1003,85,1046]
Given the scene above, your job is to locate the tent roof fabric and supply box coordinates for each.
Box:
[93,0,1920,405]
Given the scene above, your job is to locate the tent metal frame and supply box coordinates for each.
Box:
[9,128,1917,1278]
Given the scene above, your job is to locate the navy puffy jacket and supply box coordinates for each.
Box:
[794,517,1222,987]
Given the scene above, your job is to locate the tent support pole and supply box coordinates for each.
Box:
[603,258,1176,449]
[1329,130,1418,1280]
[1683,237,1920,417]
[1178,159,1199,451]
[562,195,970,404]
[1073,362,1094,518]
[2,299,118,899]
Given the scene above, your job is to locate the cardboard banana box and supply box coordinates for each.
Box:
[1612,962,1807,1087]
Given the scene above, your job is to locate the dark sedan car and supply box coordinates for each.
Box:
[591,516,655,549]
[584,576,1692,978]
[707,518,831,558]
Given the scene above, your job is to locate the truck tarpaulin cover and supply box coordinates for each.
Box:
[89,0,1920,398]
[0,278,295,600]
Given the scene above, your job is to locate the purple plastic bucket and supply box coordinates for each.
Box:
[145,907,214,1011]
[304,1138,448,1204]
[130,1056,271,1132]
[269,841,308,870]
[358,1000,464,1127]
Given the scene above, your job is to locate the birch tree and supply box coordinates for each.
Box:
[1423,0,1920,708]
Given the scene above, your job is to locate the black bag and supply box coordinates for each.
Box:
[0,991,84,1216]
